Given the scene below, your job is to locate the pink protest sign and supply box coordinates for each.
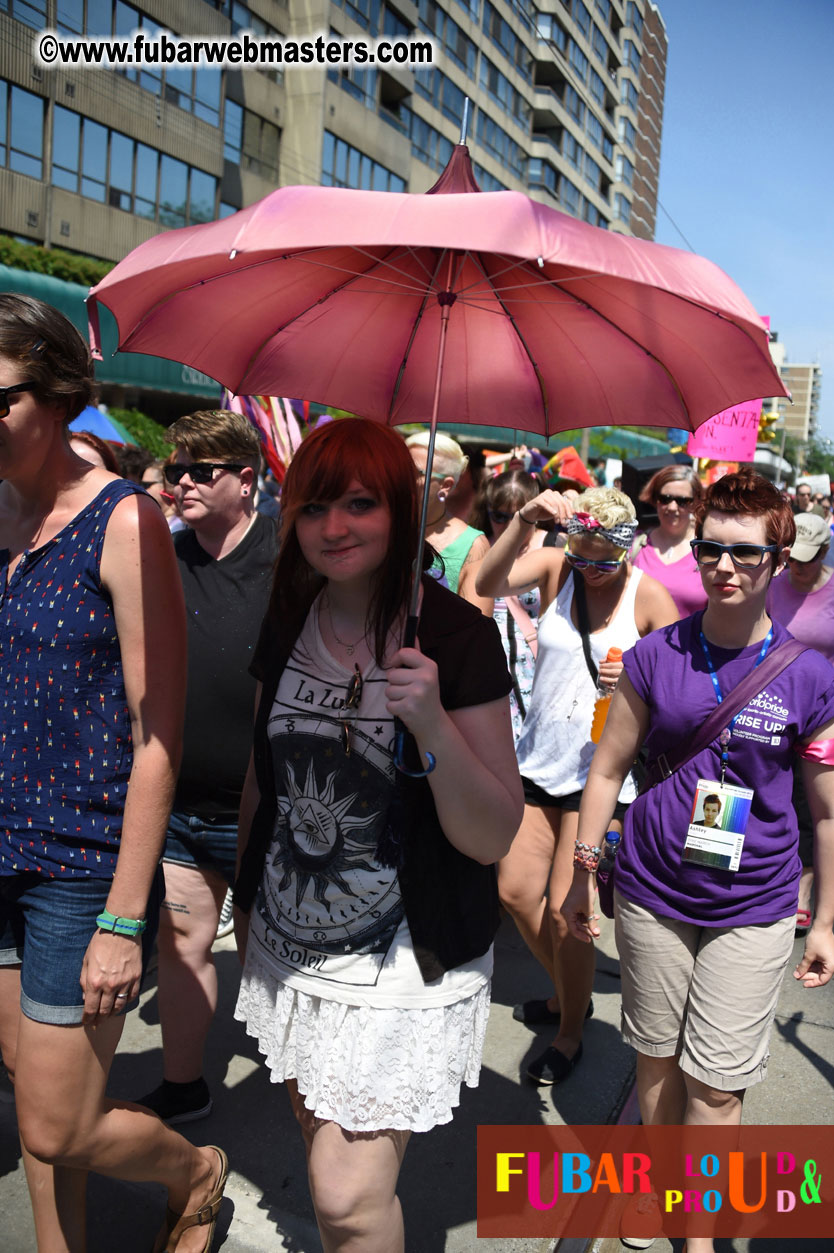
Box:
[687,398,762,461]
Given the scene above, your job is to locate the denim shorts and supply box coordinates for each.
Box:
[0,868,162,1026]
[163,810,238,886]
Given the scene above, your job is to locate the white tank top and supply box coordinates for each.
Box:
[515,566,644,799]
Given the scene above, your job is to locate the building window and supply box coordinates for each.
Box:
[322,130,406,191]
[419,0,478,75]
[480,55,530,129]
[615,152,634,187]
[473,161,507,191]
[224,103,280,179]
[569,40,589,83]
[527,157,558,196]
[536,12,566,52]
[383,5,411,38]
[410,114,455,173]
[584,153,602,192]
[562,131,580,169]
[613,191,631,224]
[595,0,611,22]
[572,0,591,38]
[560,177,581,216]
[589,67,605,105]
[50,107,217,224]
[3,85,45,179]
[563,84,585,126]
[414,68,466,127]
[3,0,47,29]
[591,25,607,64]
[626,1,644,40]
[482,1,531,77]
[332,0,383,35]
[453,0,480,18]
[476,111,525,180]
[624,38,641,75]
[618,115,636,149]
[620,78,638,111]
[229,1,284,82]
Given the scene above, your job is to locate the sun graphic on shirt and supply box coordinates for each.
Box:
[271,756,380,909]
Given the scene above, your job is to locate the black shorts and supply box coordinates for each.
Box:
[522,776,629,822]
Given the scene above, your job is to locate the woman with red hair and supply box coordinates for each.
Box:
[232,418,522,1252]
[564,470,834,1253]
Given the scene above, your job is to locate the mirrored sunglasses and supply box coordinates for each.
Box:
[565,546,627,573]
[690,540,777,568]
[0,381,37,417]
[163,462,245,485]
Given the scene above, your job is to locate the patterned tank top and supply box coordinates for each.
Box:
[1,479,142,879]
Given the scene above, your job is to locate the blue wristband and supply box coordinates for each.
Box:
[96,909,146,938]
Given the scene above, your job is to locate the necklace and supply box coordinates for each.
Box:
[324,595,367,657]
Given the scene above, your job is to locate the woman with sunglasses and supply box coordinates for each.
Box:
[0,294,227,1251]
[233,418,522,1252]
[476,487,676,1085]
[564,471,834,1253]
[631,465,707,619]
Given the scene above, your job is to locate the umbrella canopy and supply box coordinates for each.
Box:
[87,146,786,438]
[69,406,133,444]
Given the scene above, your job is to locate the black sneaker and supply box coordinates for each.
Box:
[137,1077,213,1125]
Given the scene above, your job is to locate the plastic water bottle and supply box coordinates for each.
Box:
[598,830,621,876]
[596,830,621,919]
[590,646,623,743]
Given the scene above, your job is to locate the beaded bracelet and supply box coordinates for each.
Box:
[573,840,601,873]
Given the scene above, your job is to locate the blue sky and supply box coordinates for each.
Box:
[652,0,833,439]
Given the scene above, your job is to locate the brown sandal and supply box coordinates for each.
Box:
[160,1146,228,1253]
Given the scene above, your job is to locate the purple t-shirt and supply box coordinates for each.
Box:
[619,613,834,927]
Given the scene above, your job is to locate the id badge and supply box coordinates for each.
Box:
[682,779,753,872]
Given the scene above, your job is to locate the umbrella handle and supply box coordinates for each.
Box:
[393,613,436,776]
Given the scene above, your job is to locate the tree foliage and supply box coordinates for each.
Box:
[108,407,172,459]
[0,236,113,287]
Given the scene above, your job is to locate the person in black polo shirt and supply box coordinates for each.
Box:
[139,410,278,1124]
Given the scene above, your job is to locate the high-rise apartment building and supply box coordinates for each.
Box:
[1,0,667,404]
[780,362,821,443]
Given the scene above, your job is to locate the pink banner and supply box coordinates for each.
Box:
[687,398,762,461]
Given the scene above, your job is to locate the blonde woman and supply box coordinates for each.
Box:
[406,431,490,604]
[477,487,676,1084]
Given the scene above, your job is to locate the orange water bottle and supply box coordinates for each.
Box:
[590,647,623,743]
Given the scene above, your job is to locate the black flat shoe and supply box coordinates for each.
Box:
[526,1041,583,1085]
[512,998,594,1026]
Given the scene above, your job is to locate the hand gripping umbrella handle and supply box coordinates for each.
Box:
[393,613,436,777]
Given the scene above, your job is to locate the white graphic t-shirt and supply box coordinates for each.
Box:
[247,598,491,1008]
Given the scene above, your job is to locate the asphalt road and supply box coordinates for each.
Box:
[0,912,831,1252]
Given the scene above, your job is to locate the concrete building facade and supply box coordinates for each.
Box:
[780,361,821,443]
[1,0,668,273]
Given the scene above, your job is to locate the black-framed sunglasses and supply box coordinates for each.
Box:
[488,508,515,525]
[0,381,37,417]
[656,492,694,508]
[340,665,363,756]
[691,540,778,568]
[163,461,245,486]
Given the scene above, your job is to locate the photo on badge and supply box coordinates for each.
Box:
[683,779,754,871]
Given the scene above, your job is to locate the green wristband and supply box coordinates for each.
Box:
[96,909,147,938]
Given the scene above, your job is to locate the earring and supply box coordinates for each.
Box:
[437,491,447,503]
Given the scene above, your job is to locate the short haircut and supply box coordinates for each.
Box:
[165,409,261,468]
[405,430,468,484]
[0,292,93,421]
[639,464,704,505]
[117,444,154,482]
[703,794,722,809]
[69,429,120,474]
[694,469,795,551]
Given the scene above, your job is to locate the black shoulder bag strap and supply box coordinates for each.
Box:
[642,638,810,791]
[572,569,598,687]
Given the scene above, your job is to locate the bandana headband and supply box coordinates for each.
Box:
[566,511,637,549]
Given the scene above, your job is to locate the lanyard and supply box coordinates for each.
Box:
[699,625,773,784]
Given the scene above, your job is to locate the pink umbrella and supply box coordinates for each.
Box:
[87,145,785,772]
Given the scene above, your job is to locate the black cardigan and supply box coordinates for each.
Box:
[234,575,514,981]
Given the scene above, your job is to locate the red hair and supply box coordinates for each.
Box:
[268,419,423,663]
[695,469,795,551]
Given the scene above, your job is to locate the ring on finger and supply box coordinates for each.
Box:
[115,992,129,999]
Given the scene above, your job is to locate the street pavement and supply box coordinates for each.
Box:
[0,912,831,1252]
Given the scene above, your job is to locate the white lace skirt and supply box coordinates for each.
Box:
[235,948,491,1134]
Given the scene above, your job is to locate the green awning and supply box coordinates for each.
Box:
[1,265,220,399]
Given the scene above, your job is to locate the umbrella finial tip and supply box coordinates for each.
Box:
[537,256,544,268]
[230,249,238,260]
